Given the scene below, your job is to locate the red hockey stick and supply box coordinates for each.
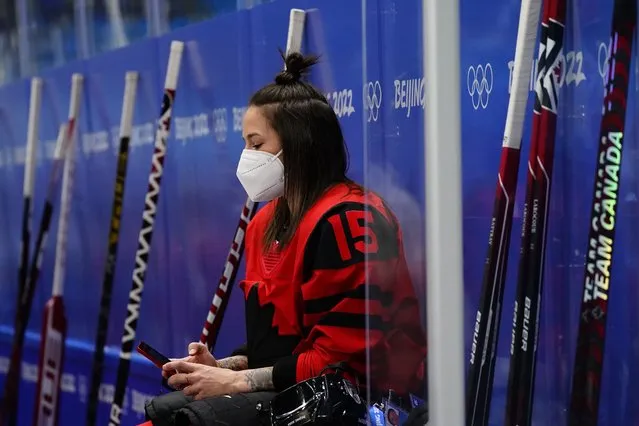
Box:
[32,73,84,426]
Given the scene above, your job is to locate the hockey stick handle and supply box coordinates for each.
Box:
[44,118,75,201]
[164,41,183,90]
[285,9,306,60]
[52,74,84,297]
[67,74,83,122]
[502,0,541,150]
[25,90,80,308]
[85,71,138,426]
[119,72,139,137]
[24,77,43,197]
[17,77,43,333]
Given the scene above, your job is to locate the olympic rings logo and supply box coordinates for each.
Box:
[598,41,610,84]
[466,64,493,110]
[364,81,382,122]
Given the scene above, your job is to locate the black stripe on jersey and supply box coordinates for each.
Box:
[315,312,387,331]
[303,284,393,314]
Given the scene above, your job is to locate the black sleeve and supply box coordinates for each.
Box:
[272,354,300,391]
[230,343,248,358]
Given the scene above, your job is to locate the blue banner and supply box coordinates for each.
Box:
[0,0,637,424]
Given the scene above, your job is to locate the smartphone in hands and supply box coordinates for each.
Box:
[137,341,171,369]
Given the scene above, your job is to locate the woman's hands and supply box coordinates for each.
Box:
[161,342,260,400]
[163,360,243,400]
[162,361,276,400]
[161,342,217,380]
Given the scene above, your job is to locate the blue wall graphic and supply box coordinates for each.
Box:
[0,0,637,425]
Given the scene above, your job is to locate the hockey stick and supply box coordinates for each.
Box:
[568,0,636,424]
[17,78,43,318]
[107,42,184,426]
[198,8,307,352]
[32,70,84,426]
[199,198,257,350]
[0,73,83,426]
[465,1,542,425]
[85,71,139,426]
[503,0,567,424]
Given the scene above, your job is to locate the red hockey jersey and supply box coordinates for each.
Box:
[239,182,427,395]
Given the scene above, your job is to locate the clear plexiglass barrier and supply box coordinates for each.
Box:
[356,0,639,425]
[0,0,636,425]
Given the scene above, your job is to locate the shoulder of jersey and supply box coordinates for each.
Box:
[308,201,400,270]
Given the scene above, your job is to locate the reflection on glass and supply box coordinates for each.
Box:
[0,1,19,84]
[165,0,214,30]
[0,0,289,83]
[92,0,147,54]
[30,0,76,71]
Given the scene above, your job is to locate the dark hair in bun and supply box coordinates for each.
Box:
[274,50,319,85]
[248,49,355,251]
[249,51,326,105]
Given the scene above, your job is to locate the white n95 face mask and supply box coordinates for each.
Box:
[236,149,285,202]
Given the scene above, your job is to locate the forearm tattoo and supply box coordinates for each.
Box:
[242,367,275,392]
[218,355,248,371]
